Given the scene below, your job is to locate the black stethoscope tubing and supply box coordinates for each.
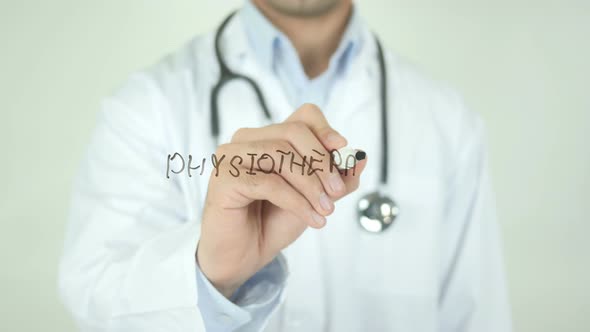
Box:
[210,12,272,140]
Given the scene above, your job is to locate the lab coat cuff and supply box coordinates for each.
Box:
[196,253,288,331]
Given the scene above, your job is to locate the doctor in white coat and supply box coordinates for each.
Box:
[59,0,512,331]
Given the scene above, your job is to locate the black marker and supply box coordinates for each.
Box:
[332,147,366,170]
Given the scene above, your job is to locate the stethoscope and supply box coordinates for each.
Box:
[210,11,399,233]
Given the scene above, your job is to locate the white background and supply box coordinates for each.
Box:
[1,0,589,331]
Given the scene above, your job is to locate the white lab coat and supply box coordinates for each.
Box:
[59,13,511,332]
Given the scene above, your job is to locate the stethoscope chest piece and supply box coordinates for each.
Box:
[358,192,399,233]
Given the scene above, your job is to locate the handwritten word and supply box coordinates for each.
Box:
[166,149,357,179]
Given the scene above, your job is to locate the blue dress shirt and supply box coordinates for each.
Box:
[240,0,363,109]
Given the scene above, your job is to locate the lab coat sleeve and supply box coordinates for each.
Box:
[196,254,287,331]
[58,74,286,331]
[438,109,512,331]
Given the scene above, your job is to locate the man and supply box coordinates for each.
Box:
[59,0,512,331]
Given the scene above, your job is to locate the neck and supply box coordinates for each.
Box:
[252,0,353,78]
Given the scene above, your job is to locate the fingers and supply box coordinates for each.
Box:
[235,172,327,229]
[231,122,346,198]
[211,166,326,228]
[286,103,347,151]
[214,141,335,222]
[340,157,368,195]
[214,103,367,231]
[287,104,364,197]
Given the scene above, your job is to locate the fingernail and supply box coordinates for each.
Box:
[311,211,326,226]
[329,174,345,194]
[319,192,333,212]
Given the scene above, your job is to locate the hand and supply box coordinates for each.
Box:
[196,104,368,298]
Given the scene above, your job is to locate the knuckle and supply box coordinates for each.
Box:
[215,143,231,155]
[272,139,293,153]
[289,190,306,207]
[305,176,325,193]
[300,103,321,113]
[264,140,281,154]
[231,127,249,142]
[316,179,327,193]
[247,140,263,152]
[270,173,284,186]
[298,199,311,213]
[263,173,282,192]
[240,172,258,187]
[285,121,307,139]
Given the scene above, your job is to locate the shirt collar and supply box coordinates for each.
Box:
[239,0,364,77]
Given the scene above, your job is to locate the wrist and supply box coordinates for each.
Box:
[195,244,245,299]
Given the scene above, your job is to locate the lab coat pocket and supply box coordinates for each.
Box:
[355,174,444,298]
